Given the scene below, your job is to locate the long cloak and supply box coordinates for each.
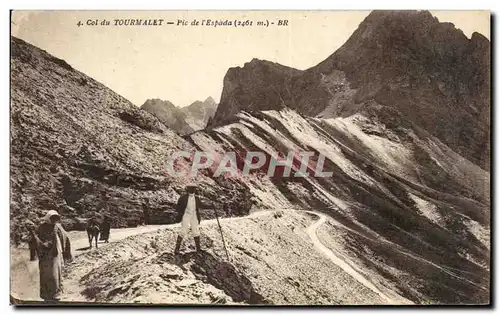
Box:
[35,222,72,301]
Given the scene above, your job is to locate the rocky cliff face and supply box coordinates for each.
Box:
[211,10,490,169]
[211,59,303,125]
[10,36,251,242]
[317,10,490,170]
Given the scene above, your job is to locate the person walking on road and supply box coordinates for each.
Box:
[99,215,112,243]
[174,184,207,254]
[27,210,73,303]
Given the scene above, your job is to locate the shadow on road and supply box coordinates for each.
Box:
[76,247,91,251]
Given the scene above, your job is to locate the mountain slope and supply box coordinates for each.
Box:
[315,10,490,170]
[52,105,489,305]
[210,10,490,170]
[189,107,489,304]
[10,36,251,242]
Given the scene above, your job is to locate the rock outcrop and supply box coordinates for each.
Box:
[211,59,303,126]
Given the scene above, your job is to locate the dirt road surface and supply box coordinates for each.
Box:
[11,209,410,304]
[10,224,171,302]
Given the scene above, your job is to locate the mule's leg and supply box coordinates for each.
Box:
[88,231,92,248]
[95,233,99,249]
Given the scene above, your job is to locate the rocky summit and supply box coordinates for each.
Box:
[10,9,490,306]
[211,10,490,170]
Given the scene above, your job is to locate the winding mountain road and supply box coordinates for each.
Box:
[303,211,402,304]
[11,209,406,304]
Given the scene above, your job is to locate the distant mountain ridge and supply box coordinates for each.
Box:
[141,97,218,135]
[183,96,218,131]
[141,98,194,135]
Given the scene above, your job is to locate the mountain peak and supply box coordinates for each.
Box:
[210,10,490,169]
[141,98,176,110]
[210,58,303,126]
[140,99,193,135]
[141,97,218,134]
[204,96,216,104]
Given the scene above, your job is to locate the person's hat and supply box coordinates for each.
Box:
[43,210,61,223]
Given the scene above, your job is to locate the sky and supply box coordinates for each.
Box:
[11,10,490,107]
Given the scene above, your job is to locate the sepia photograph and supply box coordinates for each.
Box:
[9,9,491,306]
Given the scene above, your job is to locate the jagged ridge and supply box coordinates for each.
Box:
[211,10,490,170]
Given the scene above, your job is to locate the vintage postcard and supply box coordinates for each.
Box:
[10,10,490,306]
